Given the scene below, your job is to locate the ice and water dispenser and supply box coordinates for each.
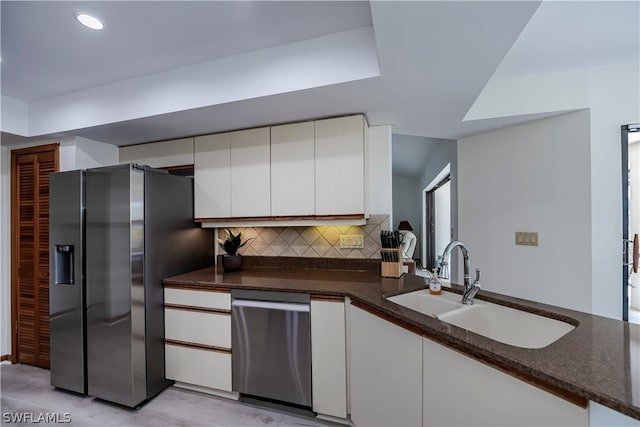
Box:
[54,245,74,285]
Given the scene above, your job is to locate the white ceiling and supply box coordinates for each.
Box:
[1,1,637,147]
[392,134,451,179]
[491,1,640,80]
[1,1,373,101]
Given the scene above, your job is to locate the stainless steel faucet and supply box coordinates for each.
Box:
[440,240,481,305]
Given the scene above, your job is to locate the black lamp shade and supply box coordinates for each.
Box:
[398,220,413,231]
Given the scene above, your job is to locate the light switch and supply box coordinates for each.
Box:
[515,231,539,246]
[340,235,364,249]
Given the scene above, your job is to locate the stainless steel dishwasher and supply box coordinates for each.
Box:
[231,290,312,407]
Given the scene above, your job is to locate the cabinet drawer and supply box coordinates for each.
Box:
[165,344,232,392]
[165,288,230,310]
[165,308,231,348]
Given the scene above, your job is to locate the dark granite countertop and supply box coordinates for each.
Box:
[163,260,640,420]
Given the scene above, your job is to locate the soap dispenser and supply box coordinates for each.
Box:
[429,268,442,295]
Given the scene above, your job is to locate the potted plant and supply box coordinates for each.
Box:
[218,229,253,272]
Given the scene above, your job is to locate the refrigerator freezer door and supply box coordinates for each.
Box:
[86,164,147,407]
[50,170,86,394]
[142,169,210,398]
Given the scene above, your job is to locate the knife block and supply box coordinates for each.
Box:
[381,248,403,278]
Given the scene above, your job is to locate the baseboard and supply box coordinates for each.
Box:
[1,354,11,362]
[172,382,239,400]
[316,413,354,426]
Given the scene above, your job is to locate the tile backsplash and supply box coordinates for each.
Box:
[218,215,390,259]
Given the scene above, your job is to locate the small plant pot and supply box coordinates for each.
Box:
[222,254,242,272]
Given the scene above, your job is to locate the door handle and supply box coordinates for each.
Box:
[623,235,639,272]
[231,299,310,312]
[632,234,639,273]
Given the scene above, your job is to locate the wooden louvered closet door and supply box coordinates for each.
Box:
[11,144,59,368]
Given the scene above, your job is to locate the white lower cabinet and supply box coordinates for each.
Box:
[311,299,347,419]
[349,302,589,427]
[422,337,588,426]
[165,287,230,309]
[161,289,599,427]
[589,401,640,426]
[164,288,233,396]
[165,344,232,392]
[350,305,423,427]
[164,308,231,348]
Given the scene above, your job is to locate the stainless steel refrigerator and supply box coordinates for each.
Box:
[49,164,213,407]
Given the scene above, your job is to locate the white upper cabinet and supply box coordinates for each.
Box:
[119,138,194,168]
[230,127,271,217]
[193,115,368,224]
[271,122,315,216]
[315,115,365,216]
[194,133,231,219]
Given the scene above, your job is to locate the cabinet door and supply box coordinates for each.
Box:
[230,127,271,217]
[119,138,194,168]
[164,309,231,348]
[271,122,315,216]
[422,337,588,426]
[350,305,422,427]
[315,116,365,216]
[165,344,232,392]
[589,401,639,427]
[165,288,230,310]
[311,299,347,418]
[194,133,231,219]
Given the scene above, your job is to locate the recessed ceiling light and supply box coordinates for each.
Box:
[75,13,104,30]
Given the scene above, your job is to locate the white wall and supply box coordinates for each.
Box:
[59,139,78,171]
[1,95,29,136]
[0,137,117,356]
[392,175,421,258]
[419,140,458,277]
[0,146,11,356]
[27,28,379,138]
[588,63,639,319]
[434,180,451,260]
[0,136,75,357]
[458,110,592,313]
[464,60,640,318]
[367,125,393,218]
[74,137,118,169]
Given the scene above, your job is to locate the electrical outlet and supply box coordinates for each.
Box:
[515,231,539,246]
[340,235,364,249]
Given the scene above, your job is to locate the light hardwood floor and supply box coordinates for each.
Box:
[1,363,338,426]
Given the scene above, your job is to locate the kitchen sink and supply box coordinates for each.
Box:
[387,289,575,349]
[438,302,575,349]
[386,289,464,317]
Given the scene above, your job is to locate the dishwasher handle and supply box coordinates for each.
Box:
[231,299,310,312]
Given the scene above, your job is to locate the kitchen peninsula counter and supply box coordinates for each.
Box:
[163,260,640,421]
